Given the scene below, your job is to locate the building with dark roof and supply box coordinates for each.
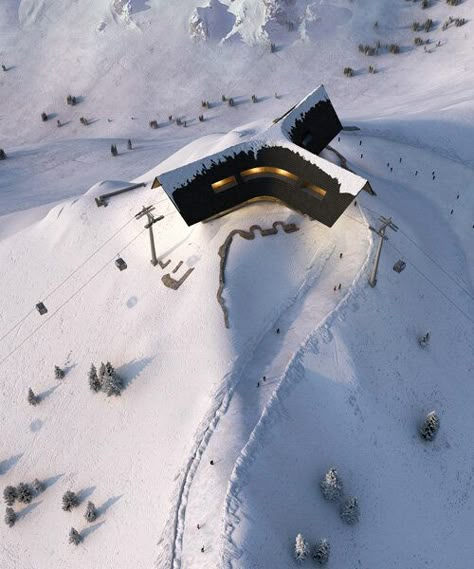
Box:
[154,86,372,227]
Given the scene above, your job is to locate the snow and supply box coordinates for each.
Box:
[1,0,474,568]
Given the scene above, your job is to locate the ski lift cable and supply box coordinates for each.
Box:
[0,208,179,366]
[0,197,173,346]
[360,203,474,302]
[385,239,474,328]
[0,226,148,369]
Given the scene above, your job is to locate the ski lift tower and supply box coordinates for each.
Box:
[368,216,398,287]
[135,205,164,266]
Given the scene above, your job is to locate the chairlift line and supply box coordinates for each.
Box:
[0,226,148,368]
[0,197,171,347]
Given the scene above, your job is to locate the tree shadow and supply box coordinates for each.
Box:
[58,120,72,127]
[43,473,65,490]
[17,501,42,520]
[63,362,77,375]
[38,384,60,401]
[30,419,43,432]
[77,486,96,504]
[97,494,123,516]
[3,65,16,71]
[81,520,106,540]
[75,95,85,105]
[117,356,154,389]
[46,112,58,120]
[86,118,100,125]
[254,95,272,103]
[0,453,23,475]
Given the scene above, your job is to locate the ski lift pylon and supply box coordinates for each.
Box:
[36,302,48,315]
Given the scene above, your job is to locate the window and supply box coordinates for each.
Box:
[211,176,238,192]
[240,167,299,182]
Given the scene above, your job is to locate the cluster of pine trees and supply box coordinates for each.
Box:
[3,479,44,527]
[88,362,123,396]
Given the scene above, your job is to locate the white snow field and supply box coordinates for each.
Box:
[1,1,474,568]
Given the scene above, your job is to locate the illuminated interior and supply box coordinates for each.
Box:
[240,166,299,182]
[209,168,328,202]
[211,176,238,192]
[303,183,327,199]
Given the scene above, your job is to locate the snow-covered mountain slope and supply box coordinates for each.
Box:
[1,1,474,568]
[219,131,474,568]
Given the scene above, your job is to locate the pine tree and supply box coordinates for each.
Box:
[312,539,330,565]
[54,365,65,379]
[62,490,79,511]
[69,527,82,545]
[84,500,97,523]
[420,411,440,441]
[340,496,360,525]
[102,361,123,397]
[320,467,343,501]
[294,533,309,561]
[98,362,106,382]
[32,478,44,496]
[3,486,17,506]
[5,507,16,527]
[28,388,40,406]
[127,139,132,150]
[88,363,102,393]
[16,482,33,504]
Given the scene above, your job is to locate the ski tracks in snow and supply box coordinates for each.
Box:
[156,208,371,569]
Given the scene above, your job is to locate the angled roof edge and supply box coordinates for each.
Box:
[276,84,330,137]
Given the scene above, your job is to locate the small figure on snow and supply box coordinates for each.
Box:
[418,330,430,348]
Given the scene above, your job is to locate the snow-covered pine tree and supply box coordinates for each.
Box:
[84,500,97,523]
[420,410,440,441]
[3,485,17,506]
[54,365,65,379]
[102,361,123,397]
[16,482,33,504]
[320,467,343,501]
[312,538,330,565]
[5,507,16,527]
[88,364,101,393]
[98,362,106,382]
[294,533,309,562]
[340,496,360,525]
[127,139,132,150]
[27,388,40,406]
[62,490,79,511]
[32,478,44,496]
[69,527,82,545]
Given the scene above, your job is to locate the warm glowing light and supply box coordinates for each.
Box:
[240,167,299,182]
[211,176,238,192]
[304,184,327,199]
